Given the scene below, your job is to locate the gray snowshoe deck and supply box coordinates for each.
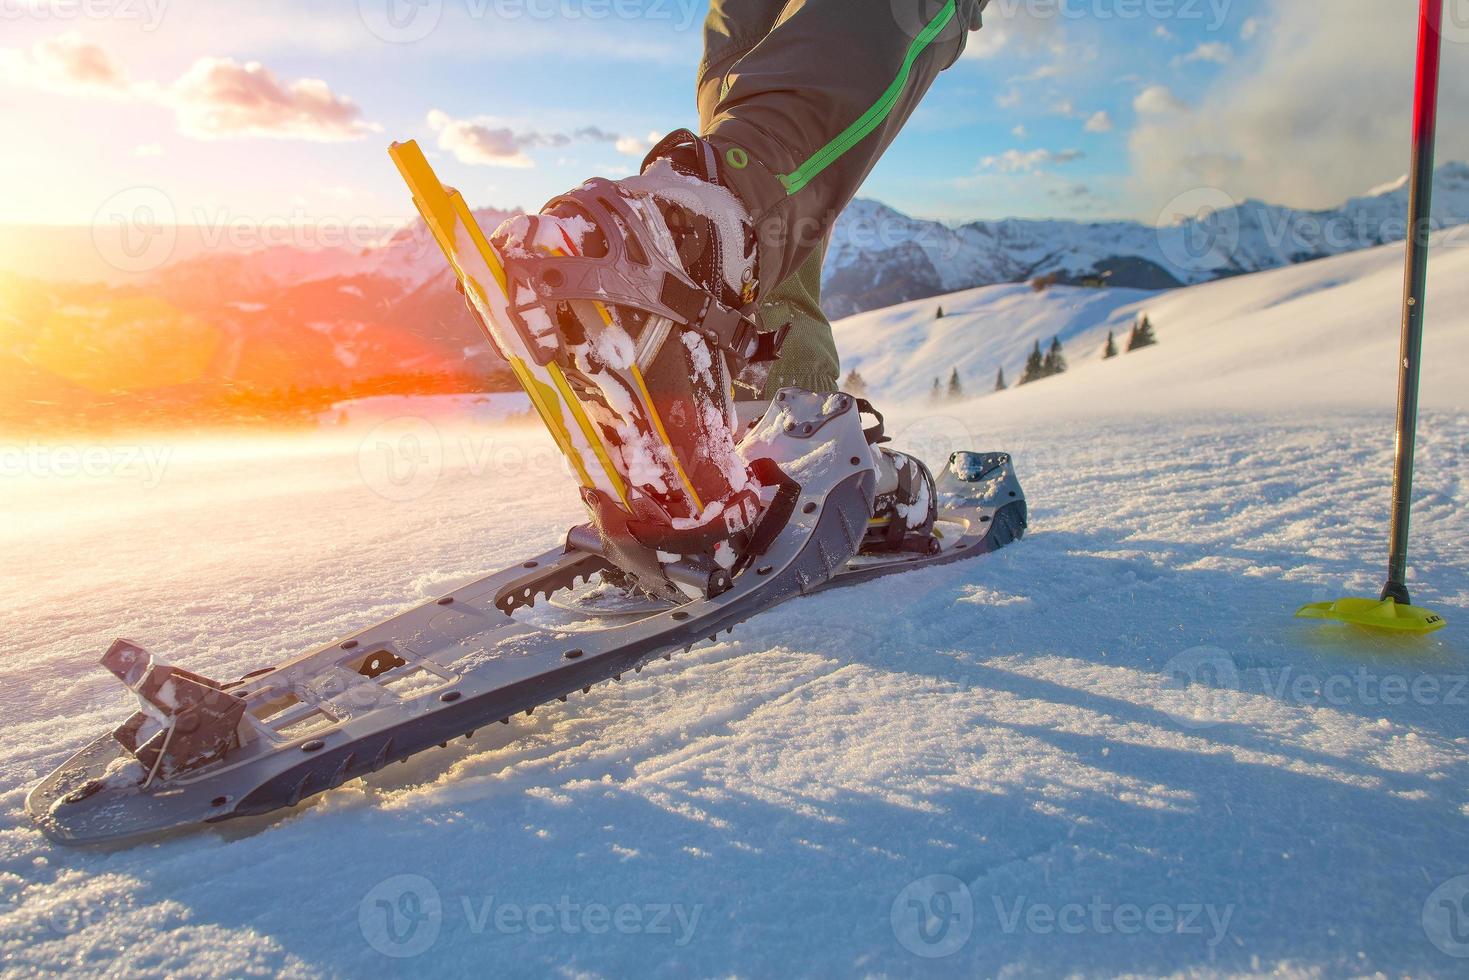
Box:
[27,397,1025,847]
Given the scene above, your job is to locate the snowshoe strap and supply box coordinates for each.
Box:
[855,398,891,445]
[730,458,801,578]
[503,178,768,373]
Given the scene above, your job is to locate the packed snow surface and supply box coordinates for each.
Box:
[2,237,1467,977]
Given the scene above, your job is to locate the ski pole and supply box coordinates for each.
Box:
[1381,0,1443,606]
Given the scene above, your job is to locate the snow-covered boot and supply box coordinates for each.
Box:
[489,130,786,598]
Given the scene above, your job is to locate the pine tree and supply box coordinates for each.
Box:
[843,369,868,397]
[947,367,963,401]
[936,306,945,319]
[1019,341,1045,385]
[930,377,943,403]
[994,366,1007,391]
[1103,330,1118,359]
[1043,336,1067,377]
[1128,315,1158,351]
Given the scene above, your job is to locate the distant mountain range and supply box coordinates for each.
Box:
[821,162,1469,317]
[6,165,1469,432]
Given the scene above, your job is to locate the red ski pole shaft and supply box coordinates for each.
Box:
[1382,0,1443,604]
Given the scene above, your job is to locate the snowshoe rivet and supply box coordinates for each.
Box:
[582,685,591,694]
[671,610,689,621]
[980,515,991,523]
[440,690,461,702]
[564,649,584,659]
[543,269,564,288]
[210,796,229,808]
[340,640,358,650]
[524,560,539,568]
[777,391,786,402]
[438,741,448,749]
[850,456,861,466]
[526,707,534,716]
[802,424,813,434]
[756,565,772,576]
[302,739,325,753]
[437,596,454,605]
[614,673,622,681]
[466,730,475,739]
[558,695,568,702]
[802,502,817,515]
[1009,491,1017,497]
[664,653,672,660]
[500,717,510,725]
[635,665,642,672]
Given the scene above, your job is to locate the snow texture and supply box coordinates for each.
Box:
[1,236,1467,977]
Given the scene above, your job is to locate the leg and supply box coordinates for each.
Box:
[703,0,987,286]
[752,241,839,396]
[699,1,848,397]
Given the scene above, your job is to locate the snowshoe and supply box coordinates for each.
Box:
[25,144,1027,846]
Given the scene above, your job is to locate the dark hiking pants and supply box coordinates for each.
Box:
[696,0,988,396]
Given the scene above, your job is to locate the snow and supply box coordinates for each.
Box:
[837,228,1469,413]
[2,235,1468,977]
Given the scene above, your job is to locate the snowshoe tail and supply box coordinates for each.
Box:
[27,391,878,846]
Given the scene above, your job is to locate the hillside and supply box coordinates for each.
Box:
[835,227,1469,415]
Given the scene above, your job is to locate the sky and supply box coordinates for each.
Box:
[0,0,1466,231]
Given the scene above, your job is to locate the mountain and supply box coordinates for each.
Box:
[0,209,519,433]
[820,162,1469,317]
[7,166,1469,433]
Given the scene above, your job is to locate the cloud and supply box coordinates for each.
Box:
[428,111,648,168]
[1172,42,1233,67]
[1133,85,1190,115]
[1128,3,1469,213]
[962,1,1062,60]
[1,34,377,142]
[428,110,533,168]
[0,32,132,98]
[981,148,1085,173]
[1240,17,1262,41]
[1012,124,1028,139]
[1047,182,1095,200]
[1084,110,1114,134]
[168,58,377,142]
[995,87,1023,109]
